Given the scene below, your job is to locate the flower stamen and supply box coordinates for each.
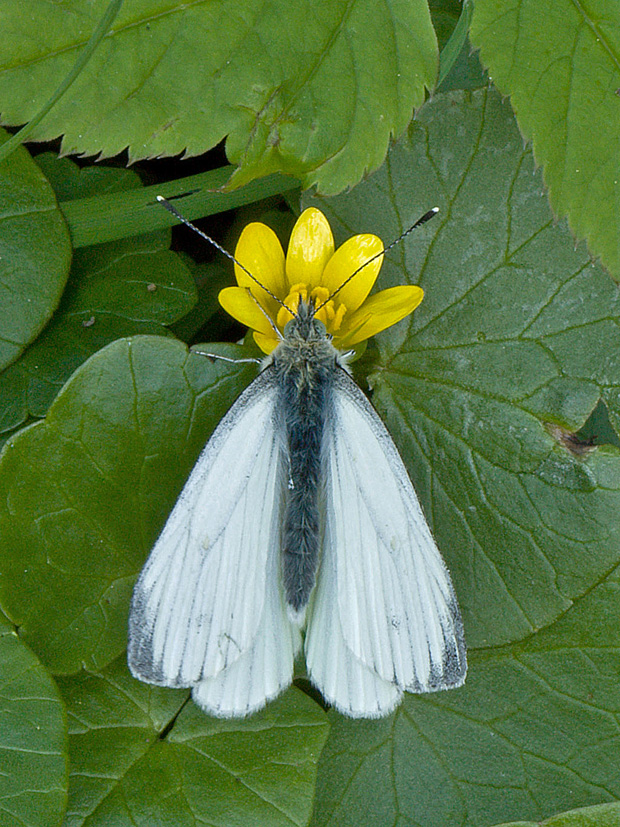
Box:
[276,283,347,332]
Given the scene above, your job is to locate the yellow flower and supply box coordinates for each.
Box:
[219,207,424,354]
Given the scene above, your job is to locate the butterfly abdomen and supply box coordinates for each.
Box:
[273,314,339,615]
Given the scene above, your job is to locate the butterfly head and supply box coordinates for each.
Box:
[283,299,329,344]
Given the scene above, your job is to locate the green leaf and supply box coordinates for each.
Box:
[0,131,71,371]
[305,86,620,825]
[0,337,256,673]
[495,801,620,827]
[0,0,437,195]
[430,0,487,92]
[0,154,197,436]
[36,153,141,202]
[57,657,328,827]
[313,569,620,827]
[169,261,234,344]
[0,0,124,165]
[469,0,620,280]
[0,614,68,827]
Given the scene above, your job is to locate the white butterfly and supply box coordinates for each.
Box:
[128,297,466,718]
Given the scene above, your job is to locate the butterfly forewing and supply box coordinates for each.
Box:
[128,369,299,713]
[304,370,466,715]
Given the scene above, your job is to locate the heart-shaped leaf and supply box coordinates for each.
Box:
[0,132,71,371]
[0,154,197,440]
[495,801,620,827]
[0,614,68,827]
[0,337,256,674]
[57,657,328,827]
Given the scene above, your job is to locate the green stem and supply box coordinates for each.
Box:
[60,167,301,248]
[437,0,473,88]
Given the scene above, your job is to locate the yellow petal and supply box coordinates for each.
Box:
[322,234,384,313]
[286,208,335,287]
[218,286,275,337]
[335,285,424,348]
[253,330,280,354]
[234,223,286,298]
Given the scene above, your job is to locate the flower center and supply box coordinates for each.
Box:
[276,283,347,333]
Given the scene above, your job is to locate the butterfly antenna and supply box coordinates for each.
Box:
[156,196,296,329]
[314,207,439,313]
[247,288,284,340]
